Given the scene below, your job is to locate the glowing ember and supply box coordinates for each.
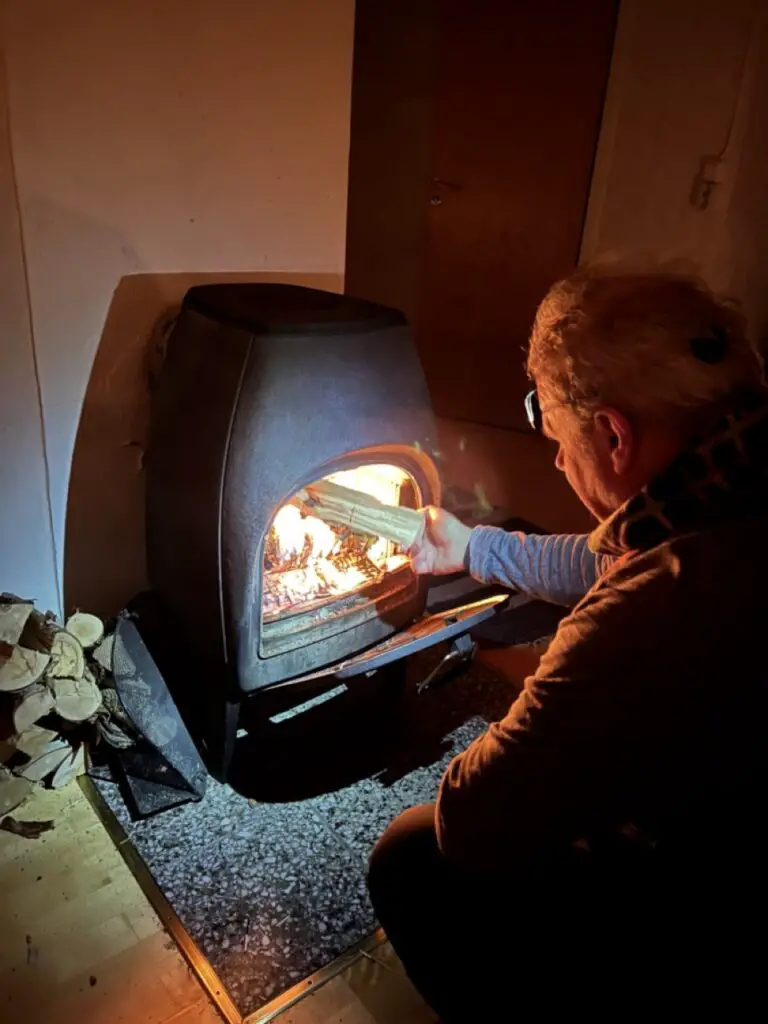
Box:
[263,464,412,616]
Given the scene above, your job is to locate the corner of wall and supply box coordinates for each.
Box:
[0,37,60,615]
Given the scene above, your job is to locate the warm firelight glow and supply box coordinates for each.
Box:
[263,464,412,617]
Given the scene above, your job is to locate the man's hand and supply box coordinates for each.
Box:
[410,507,473,575]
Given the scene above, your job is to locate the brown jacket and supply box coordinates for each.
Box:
[437,397,767,873]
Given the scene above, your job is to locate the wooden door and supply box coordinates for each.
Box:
[416,0,617,430]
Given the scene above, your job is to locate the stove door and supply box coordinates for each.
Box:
[279,593,509,685]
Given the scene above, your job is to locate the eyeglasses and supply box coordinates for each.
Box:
[524,389,542,431]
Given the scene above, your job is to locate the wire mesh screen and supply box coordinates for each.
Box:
[109,616,207,816]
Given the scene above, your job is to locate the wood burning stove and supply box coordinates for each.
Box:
[146,284,505,776]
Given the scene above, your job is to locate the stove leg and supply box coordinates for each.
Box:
[204,696,241,783]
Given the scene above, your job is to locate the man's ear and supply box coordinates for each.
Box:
[593,407,634,474]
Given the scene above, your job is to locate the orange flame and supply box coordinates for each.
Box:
[263,464,412,616]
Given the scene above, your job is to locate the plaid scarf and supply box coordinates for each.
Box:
[589,393,768,557]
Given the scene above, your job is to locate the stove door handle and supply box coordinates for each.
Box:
[276,594,511,688]
[334,594,509,680]
[416,633,476,694]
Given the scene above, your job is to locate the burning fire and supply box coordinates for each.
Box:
[263,464,412,617]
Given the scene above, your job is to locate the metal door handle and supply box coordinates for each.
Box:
[417,633,476,693]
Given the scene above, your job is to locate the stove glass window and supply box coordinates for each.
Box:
[262,464,415,620]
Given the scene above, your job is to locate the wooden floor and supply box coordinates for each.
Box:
[0,783,434,1024]
[1,646,541,1023]
[274,944,436,1024]
[1,784,222,1024]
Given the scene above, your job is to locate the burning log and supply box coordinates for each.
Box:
[297,479,425,549]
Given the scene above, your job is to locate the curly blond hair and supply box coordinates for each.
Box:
[528,267,766,427]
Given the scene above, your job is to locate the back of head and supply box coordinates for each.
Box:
[528,266,767,433]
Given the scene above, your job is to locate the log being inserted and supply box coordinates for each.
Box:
[296,479,425,549]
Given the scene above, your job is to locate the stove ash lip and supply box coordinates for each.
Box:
[252,444,441,661]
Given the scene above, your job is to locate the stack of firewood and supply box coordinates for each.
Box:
[0,594,136,838]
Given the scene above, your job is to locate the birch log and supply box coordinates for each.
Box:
[298,480,425,548]
[0,598,34,646]
[0,646,50,692]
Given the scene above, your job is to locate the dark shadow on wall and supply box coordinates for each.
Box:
[64,271,343,619]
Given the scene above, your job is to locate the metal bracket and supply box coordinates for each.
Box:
[417,632,476,694]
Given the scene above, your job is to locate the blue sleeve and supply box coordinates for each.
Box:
[466,526,612,606]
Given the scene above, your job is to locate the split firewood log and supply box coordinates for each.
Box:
[51,744,86,788]
[51,668,101,722]
[13,683,55,734]
[0,646,51,692]
[297,479,425,548]
[20,609,60,653]
[17,741,71,783]
[14,725,59,760]
[46,630,85,680]
[0,596,34,646]
[0,766,33,815]
[65,612,104,650]
[92,633,115,673]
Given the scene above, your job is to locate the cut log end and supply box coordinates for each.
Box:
[46,630,86,681]
[52,670,102,722]
[0,646,51,693]
[0,598,35,647]
[13,683,55,735]
[65,612,105,650]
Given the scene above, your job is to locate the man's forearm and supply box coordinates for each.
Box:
[466,527,612,605]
